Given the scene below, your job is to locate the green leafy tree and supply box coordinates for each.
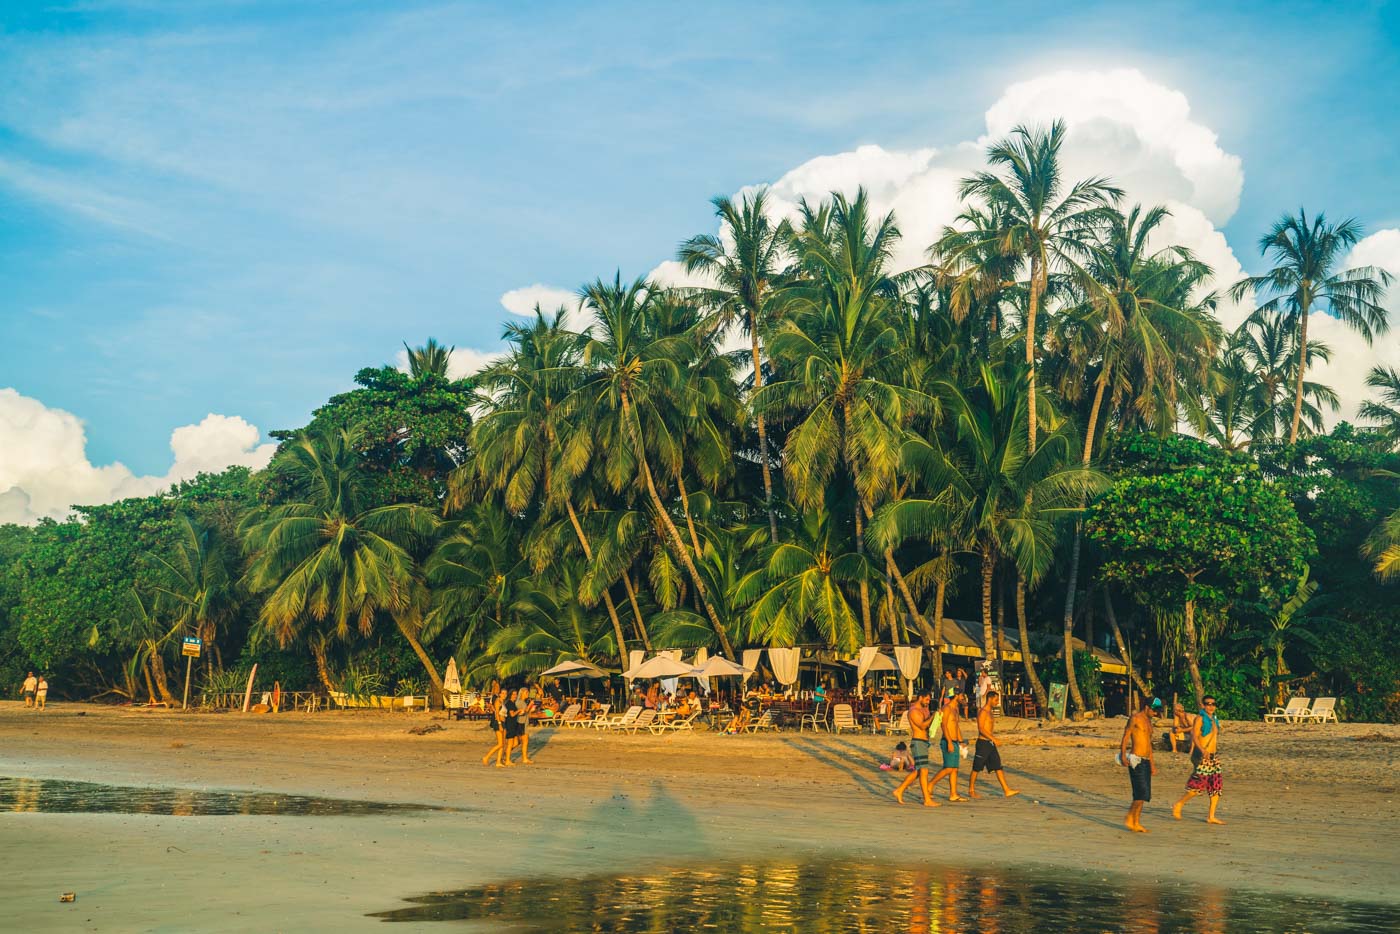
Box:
[1087,462,1312,706]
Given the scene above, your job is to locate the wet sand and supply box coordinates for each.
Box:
[2,703,1397,932]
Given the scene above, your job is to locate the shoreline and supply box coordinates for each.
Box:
[3,704,1397,931]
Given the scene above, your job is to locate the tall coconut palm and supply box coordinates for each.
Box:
[679,187,793,542]
[950,120,1123,452]
[1230,311,1338,442]
[147,513,236,675]
[1360,366,1400,448]
[240,430,443,693]
[758,189,930,642]
[403,337,454,379]
[567,273,737,657]
[1229,210,1392,444]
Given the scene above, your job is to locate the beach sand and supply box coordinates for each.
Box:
[2,703,1397,931]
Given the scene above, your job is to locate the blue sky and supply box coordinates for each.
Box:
[2,0,1398,482]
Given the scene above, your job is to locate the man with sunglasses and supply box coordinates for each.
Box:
[1173,695,1225,825]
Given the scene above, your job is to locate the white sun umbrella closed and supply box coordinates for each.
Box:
[443,658,463,695]
[625,654,697,680]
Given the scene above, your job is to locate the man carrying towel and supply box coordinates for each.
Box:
[1120,695,1161,833]
[892,688,938,807]
[930,689,966,802]
[1174,695,1225,825]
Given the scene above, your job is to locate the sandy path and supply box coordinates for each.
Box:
[2,703,1397,932]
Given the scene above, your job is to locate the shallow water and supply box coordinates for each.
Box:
[370,859,1397,932]
[0,776,448,817]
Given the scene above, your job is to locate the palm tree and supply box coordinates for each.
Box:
[403,337,454,379]
[1232,312,1338,442]
[240,430,443,693]
[1229,210,1392,444]
[567,273,737,657]
[147,514,236,675]
[1360,366,1400,448]
[757,189,929,642]
[948,119,1122,451]
[472,561,615,683]
[679,188,794,542]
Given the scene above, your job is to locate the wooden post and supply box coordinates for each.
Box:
[241,663,258,713]
[181,654,193,711]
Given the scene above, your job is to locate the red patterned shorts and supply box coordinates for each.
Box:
[1185,754,1223,797]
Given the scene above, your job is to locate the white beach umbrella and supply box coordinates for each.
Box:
[624,655,697,680]
[695,655,753,678]
[540,659,609,679]
[443,657,462,695]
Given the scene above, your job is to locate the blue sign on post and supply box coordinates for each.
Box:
[182,636,203,658]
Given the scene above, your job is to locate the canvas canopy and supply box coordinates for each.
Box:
[540,659,608,679]
[624,655,696,680]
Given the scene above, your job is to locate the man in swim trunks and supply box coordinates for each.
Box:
[893,689,938,807]
[1120,695,1160,833]
[968,690,1020,799]
[22,671,37,708]
[1173,695,1225,825]
[930,689,966,802]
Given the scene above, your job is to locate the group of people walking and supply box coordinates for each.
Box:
[480,687,538,767]
[892,686,1020,806]
[20,671,49,709]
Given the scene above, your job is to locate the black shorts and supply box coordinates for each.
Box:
[1129,759,1152,802]
[504,718,525,739]
[972,738,1001,773]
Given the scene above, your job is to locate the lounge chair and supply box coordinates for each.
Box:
[593,704,642,730]
[799,702,827,733]
[1264,697,1311,723]
[618,708,658,733]
[649,710,700,734]
[546,703,581,727]
[745,709,779,733]
[831,703,859,734]
[566,702,608,728]
[884,710,910,735]
[1305,697,1338,724]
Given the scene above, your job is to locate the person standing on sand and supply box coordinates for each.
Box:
[968,690,1019,799]
[892,689,938,807]
[930,690,966,802]
[482,689,509,767]
[22,671,37,708]
[1174,696,1225,825]
[516,691,536,765]
[36,675,49,710]
[1120,696,1161,833]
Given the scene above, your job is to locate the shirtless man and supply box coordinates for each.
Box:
[893,689,938,807]
[1174,695,1225,825]
[22,671,37,708]
[968,690,1020,799]
[1169,702,1196,753]
[1120,695,1161,832]
[930,689,966,802]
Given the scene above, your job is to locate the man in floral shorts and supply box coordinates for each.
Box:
[1173,695,1225,825]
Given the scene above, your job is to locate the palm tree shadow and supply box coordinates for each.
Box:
[778,737,888,800]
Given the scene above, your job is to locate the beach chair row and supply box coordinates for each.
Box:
[1263,696,1339,724]
[549,704,706,734]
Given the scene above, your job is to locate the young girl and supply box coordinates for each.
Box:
[881,741,914,771]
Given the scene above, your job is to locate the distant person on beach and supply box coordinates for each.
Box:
[976,665,993,711]
[1173,696,1225,825]
[892,689,937,806]
[36,675,48,710]
[1169,703,1196,753]
[514,690,535,765]
[482,689,509,767]
[22,671,37,708]
[1120,696,1161,833]
[968,690,1019,799]
[930,690,966,802]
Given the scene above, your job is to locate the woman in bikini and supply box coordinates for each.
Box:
[481,689,510,767]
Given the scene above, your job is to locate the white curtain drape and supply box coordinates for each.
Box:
[856,646,881,695]
[623,649,646,680]
[894,645,922,698]
[768,647,800,688]
[742,649,764,681]
[691,648,709,694]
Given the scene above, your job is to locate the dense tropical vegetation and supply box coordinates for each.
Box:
[3,122,1397,721]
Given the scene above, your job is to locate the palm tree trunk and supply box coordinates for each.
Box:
[980,544,996,669]
[1016,573,1048,714]
[750,319,779,543]
[395,615,444,696]
[1026,254,1042,452]
[1182,592,1206,708]
[931,563,947,686]
[149,650,177,705]
[1103,588,1151,699]
[622,570,653,651]
[854,500,873,645]
[311,639,335,694]
[564,498,630,665]
[676,473,706,559]
[141,656,158,704]
[1057,372,1107,715]
[1084,374,1109,465]
[621,390,736,658]
[1288,303,1310,444]
[885,549,929,651]
[995,574,1007,685]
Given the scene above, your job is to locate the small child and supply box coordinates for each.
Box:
[881,741,914,771]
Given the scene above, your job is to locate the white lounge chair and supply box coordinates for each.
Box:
[593,704,642,730]
[745,709,779,733]
[649,710,700,734]
[618,708,658,733]
[1305,697,1338,724]
[799,702,827,733]
[831,703,859,734]
[567,702,609,728]
[884,710,910,735]
[1264,697,1311,723]
[546,703,581,727]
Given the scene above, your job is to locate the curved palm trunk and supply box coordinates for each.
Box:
[1288,302,1311,444]
[980,544,996,669]
[750,320,779,543]
[1058,375,1106,716]
[1182,589,1206,708]
[622,570,653,652]
[149,650,177,705]
[564,498,631,665]
[395,615,444,696]
[885,549,928,653]
[141,656,158,704]
[676,473,706,559]
[852,501,874,645]
[1016,573,1048,714]
[931,563,947,686]
[311,640,336,694]
[621,390,735,659]
[1103,588,1152,699]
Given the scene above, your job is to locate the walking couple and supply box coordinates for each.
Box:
[894,686,1019,807]
[1121,694,1225,833]
[482,687,535,767]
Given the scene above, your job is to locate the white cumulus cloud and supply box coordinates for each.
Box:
[0,389,276,525]
[392,346,503,381]
[499,284,580,318]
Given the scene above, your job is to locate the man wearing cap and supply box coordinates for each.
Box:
[1120,695,1161,832]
